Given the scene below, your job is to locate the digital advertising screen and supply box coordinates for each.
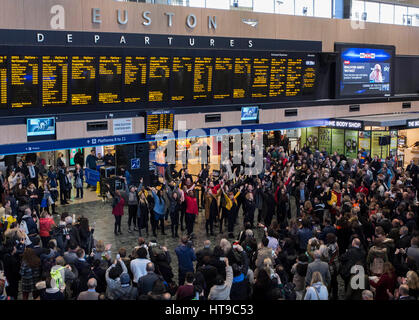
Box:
[27,117,56,141]
[335,43,395,98]
[241,106,259,122]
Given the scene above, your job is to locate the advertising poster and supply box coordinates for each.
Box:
[371,131,389,159]
[318,128,332,154]
[306,127,319,151]
[345,130,359,159]
[331,129,345,155]
[300,128,307,149]
[358,131,371,153]
[390,130,398,155]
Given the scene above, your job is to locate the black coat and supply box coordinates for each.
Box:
[230,277,251,300]
[339,246,366,279]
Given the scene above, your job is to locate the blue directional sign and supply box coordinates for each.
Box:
[131,158,140,170]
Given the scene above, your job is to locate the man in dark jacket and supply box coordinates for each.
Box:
[175,236,197,285]
[196,240,213,268]
[230,263,251,300]
[137,262,161,296]
[197,255,218,298]
[339,238,366,289]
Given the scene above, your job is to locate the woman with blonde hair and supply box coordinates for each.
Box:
[406,270,419,299]
[137,190,150,237]
[304,271,328,300]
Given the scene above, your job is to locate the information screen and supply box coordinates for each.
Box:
[98,56,122,104]
[124,56,147,103]
[233,57,252,99]
[213,57,233,100]
[193,57,213,100]
[269,55,287,98]
[0,48,321,113]
[149,56,170,102]
[336,44,394,97]
[11,56,39,108]
[71,56,96,105]
[42,56,68,106]
[171,57,193,101]
[0,56,7,108]
[146,110,174,137]
[251,58,270,99]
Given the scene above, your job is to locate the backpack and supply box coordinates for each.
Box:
[282,282,296,300]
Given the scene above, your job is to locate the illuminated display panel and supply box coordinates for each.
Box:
[124,56,147,103]
[146,111,174,137]
[11,55,39,108]
[42,56,68,106]
[148,56,170,102]
[171,57,193,101]
[0,56,7,108]
[213,57,233,100]
[233,57,252,99]
[71,56,96,105]
[193,57,213,100]
[251,58,270,99]
[269,55,287,98]
[98,56,122,104]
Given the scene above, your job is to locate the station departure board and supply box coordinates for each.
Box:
[251,58,270,99]
[171,57,193,101]
[149,56,170,102]
[0,49,319,111]
[124,56,147,103]
[10,56,39,108]
[233,57,252,99]
[213,57,233,100]
[0,56,7,108]
[98,56,122,104]
[193,57,213,100]
[71,56,96,105]
[146,110,174,137]
[42,56,68,106]
[269,55,287,97]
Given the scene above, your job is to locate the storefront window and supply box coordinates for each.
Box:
[379,3,394,24]
[253,0,275,13]
[275,0,295,15]
[351,0,365,21]
[365,1,379,23]
[206,0,230,9]
[408,7,419,26]
[295,0,314,17]
[314,0,331,18]
[394,5,408,25]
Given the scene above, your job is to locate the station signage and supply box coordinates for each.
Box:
[407,119,419,128]
[327,119,364,130]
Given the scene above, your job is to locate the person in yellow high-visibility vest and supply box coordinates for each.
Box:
[221,184,243,239]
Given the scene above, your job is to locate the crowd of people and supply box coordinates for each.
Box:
[0,135,419,301]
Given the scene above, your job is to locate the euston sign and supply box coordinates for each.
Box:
[327,119,364,130]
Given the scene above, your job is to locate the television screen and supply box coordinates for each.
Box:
[335,43,394,98]
[27,117,55,137]
[241,106,259,121]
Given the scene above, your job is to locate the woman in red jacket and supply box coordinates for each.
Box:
[107,185,125,236]
[184,190,198,236]
[369,262,396,300]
